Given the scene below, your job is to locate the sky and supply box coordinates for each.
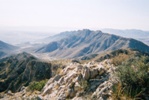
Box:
[0,0,149,32]
[0,0,149,44]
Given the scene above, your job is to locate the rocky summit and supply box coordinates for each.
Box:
[0,59,117,100]
[41,60,116,100]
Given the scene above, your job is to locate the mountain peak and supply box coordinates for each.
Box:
[36,30,149,58]
[81,29,91,32]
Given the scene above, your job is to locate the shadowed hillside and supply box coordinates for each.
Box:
[0,52,52,92]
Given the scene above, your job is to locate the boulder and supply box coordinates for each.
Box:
[82,67,90,80]
[7,90,14,96]
[53,75,61,81]
[74,82,82,91]
[76,65,83,72]
[75,74,83,82]
[90,68,99,79]
[98,68,106,76]
[66,88,76,98]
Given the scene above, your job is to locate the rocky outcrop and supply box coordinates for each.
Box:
[0,87,42,100]
[82,66,90,80]
[0,58,116,100]
[40,60,116,100]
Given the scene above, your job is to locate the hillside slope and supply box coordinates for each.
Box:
[1,49,149,100]
[101,29,149,45]
[0,52,52,92]
[0,40,18,58]
[36,29,149,58]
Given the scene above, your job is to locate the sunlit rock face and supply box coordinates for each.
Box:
[41,60,116,100]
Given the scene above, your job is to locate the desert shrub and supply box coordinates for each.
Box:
[111,54,130,66]
[111,49,129,56]
[112,56,149,99]
[80,80,89,91]
[51,60,69,76]
[71,59,81,63]
[28,79,48,91]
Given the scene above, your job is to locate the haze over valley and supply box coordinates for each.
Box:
[0,0,149,100]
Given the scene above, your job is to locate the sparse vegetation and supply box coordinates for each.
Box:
[80,80,89,90]
[88,49,133,63]
[0,52,53,92]
[112,55,149,99]
[111,53,130,66]
[28,80,48,91]
[51,59,70,75]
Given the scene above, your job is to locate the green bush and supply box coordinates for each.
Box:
[112,56,149,99]
[28,80,48,91]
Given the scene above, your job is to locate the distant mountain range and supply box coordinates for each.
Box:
[36,29,149,58]
[0,41,18,58]
[1,29,149,59]
[101,29,149,45]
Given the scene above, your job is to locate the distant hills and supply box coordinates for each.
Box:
[0,40,17,51]
[36,29,149,58]
[1,29,149,59]
[101,29,149,45]
[0,41,18,58]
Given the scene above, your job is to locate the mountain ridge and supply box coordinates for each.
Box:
[0,40,18,58]
[0,52,52,92]
[36,29,149,58]
[101,29,149,45]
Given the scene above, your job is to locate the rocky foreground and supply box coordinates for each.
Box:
[0,59,117,100]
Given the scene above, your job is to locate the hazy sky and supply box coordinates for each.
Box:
[0,0,149,32]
